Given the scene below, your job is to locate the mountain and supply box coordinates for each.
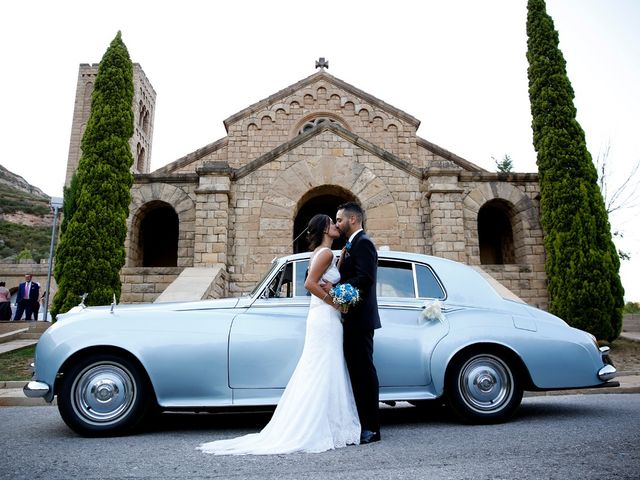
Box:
[0,164,54,261]
[0,163,49,199]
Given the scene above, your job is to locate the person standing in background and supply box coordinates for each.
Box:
[13,274,40,321]
[0,281,11,320]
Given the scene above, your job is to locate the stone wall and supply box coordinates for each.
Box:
[480,264,548,310]
[120,267,182,303]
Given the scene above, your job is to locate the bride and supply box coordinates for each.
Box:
[198,214,361,455]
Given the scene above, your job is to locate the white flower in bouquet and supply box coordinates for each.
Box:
[329,283,360,313]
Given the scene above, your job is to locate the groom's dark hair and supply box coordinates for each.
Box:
[337,201,364,225]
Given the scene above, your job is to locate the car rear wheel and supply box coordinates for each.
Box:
[57,353,150,437]
[446,351,523,424]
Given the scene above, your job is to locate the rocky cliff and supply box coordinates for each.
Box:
[0,164,53,261]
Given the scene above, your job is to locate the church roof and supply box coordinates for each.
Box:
[223,70,420,132]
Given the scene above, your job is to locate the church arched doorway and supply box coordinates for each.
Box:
[478,199,515,265]
[293,187,356,253]
[139,202,179,267]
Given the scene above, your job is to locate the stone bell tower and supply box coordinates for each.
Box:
[64,63,156,187]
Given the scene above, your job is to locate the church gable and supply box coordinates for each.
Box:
[223,71,421,169]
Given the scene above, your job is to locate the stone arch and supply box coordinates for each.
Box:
[242,117,261,130]
[292,185,357,253]
[257,158,399,256]
[384,120,402,132]
[270,102,291,115]
[463,183,539,265]
[300,88,318,102]
[127,183,195,267]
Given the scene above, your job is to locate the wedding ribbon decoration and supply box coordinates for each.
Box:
[419,299,445,323]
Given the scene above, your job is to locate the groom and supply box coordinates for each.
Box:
[334,202,381,444]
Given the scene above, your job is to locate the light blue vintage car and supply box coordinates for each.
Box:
[25,251,617,436]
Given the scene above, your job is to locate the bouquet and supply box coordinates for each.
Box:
[329,283,361,313]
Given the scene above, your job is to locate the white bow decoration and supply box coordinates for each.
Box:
[419,299,445,323]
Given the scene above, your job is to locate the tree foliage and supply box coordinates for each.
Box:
[526,0,624,341]
[493,154,514,173]
[51,32,134,317]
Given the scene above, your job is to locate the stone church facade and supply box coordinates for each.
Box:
[67,64,548,309]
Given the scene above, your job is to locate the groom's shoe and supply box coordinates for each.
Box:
[360,430,381,444]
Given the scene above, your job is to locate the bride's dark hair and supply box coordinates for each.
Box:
[306,214,331,251]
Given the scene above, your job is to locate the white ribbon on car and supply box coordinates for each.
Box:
[418,299,445,324]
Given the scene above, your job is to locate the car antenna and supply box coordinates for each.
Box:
[110,293,117,314]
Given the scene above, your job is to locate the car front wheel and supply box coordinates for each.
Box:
[446,352,523,424]
[57,353,150,437]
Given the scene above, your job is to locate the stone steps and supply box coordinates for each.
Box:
[0,321,50,344]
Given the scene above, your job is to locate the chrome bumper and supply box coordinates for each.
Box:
[598,346,617,381]
[23,381,50,398]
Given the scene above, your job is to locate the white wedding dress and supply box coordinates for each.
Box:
[198,248,361,455]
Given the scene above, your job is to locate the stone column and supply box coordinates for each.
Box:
[194,162,231,267]
[424,168,466,262]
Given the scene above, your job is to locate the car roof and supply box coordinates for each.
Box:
[277,250,507,308]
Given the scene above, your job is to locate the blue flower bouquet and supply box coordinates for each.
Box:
[329,283,361,312]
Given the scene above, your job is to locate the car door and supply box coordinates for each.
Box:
[228,259,310,404]
[375,259,449,387]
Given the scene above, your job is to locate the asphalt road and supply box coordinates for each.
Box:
[1,395,639,480]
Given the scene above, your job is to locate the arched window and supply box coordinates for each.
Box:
[139,204,178,267]
[143,110,150,133]
[298,117,337,135]
[478,200,515,265]
[136,143,146,172]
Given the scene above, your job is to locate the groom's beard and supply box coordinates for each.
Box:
[339,224,353,239]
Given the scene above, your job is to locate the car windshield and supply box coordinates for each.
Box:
[249,261,281,297]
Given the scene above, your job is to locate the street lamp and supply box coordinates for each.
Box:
[43,197,63,322]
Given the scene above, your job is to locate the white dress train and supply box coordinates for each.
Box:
[197,249,360,455]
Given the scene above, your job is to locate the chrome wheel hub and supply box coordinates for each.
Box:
[72,363,136,424]
[459,355,513,413]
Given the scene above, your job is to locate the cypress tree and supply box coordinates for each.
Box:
[52,32,134,316]
[526,0,624,341]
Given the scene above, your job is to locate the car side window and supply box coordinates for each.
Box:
[377,260,415,298]
[294,260,310,297]
[416,264,445,299]
[266,262,294,298]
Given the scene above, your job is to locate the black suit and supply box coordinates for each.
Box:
[339,230,381,433]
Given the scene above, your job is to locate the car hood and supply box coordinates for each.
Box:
[56,297,242,322]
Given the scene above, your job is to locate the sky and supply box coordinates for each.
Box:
[1,0,638,301]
